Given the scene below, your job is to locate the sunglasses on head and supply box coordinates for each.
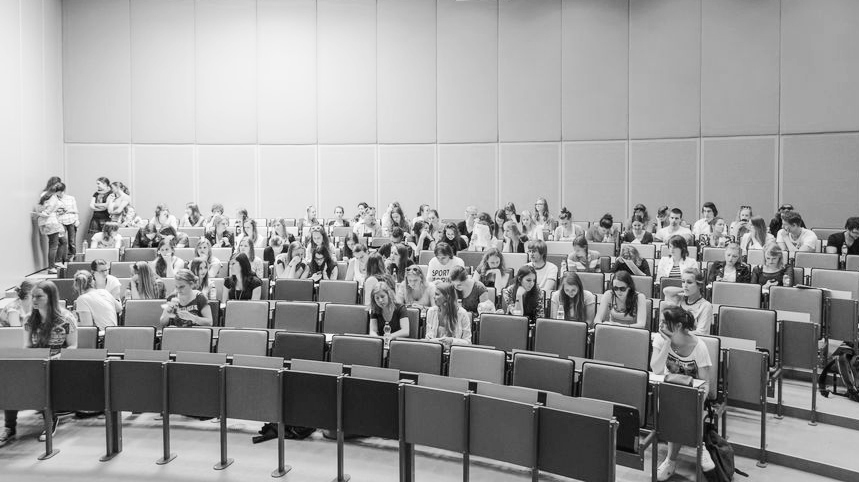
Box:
[740,205,752,210]
[311,226,323,232]
[780,205,793,211]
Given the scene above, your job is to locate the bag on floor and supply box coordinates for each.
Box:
[703,423,747,481]
[818,342,859,402]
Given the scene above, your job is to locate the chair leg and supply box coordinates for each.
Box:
[333,377,350,482]
[157,411,176,465]
[810,364,818,426]
[271,421,291,477]
[36,409,60,460]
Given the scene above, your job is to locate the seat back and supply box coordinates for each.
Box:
[166,359,222,418]
[0,356,49,411]
[504,253,529,271]
[108,261,135,278]
[718,306,777,366]
[698,335,721,400]
[271,331,326,361]
[224,300,270,329]
[512,352,575,396]
[174,248,195,262]
[469,393,538,469]
[106,358,165,413]
[216,329,268,356]
[746,249,764,266]
[711,281,761,309]
[811,268,859,299]
[533,318,587,359]
[623,243,655,260]
[459,251,484,268]
[272,301,320,332]
[282,366,340,431]
[592,324,650,371]
[51,356,106,412]
[477,313,528,353]
[630,274,654,299]
[580,363,648,427]
[161,327,212,353]
[403,384,468,452]
[418,250,433,265]
[589,242,616,258]
[448,345,506,384]
[794,252,839,270]
[702,247,726,263]
[273,278,314,301]
[123,299,166,327]
[224,364,282,422]
[577,272,606,296]
[61,261,91,279]
[52,278,79,307]
[104,326,156,353]
[657,382,704,447]
[770,286,824,326]
[76,326,98,349]
[387,339,444,375]
[336,261,347,280]
[85,248,120,262]
[122,248,157,262]
[318,279,358,304]
[847,255,859,272]
[329,335,384,367]
[537,406,616,481]
[322,303,369,335]
[405,307,422,339]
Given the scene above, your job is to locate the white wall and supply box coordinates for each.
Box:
[0,0,64,289]
[61,0,859,234]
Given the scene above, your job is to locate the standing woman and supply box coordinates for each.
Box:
[533,197,557,235]
[448,265,490,315]
[87,177,113,240]
[0,280,34,327]
[594,271,648,329]
[206,214,235,250]
[223,253,262,301]
[707,242,751,286]
[127,261,166,300]
[236,238,266,279]
[472,248,511,289]
[159,270,213,328]
[369,283,410,340]
[656,235,697,282]
[106,182,131,222]
[152,240,186,279]
[550,271,596,326]
[36,183,67,273]
[73,271,121,329]
[194,237,223,279]
[181,202,205,227]
[425,282,472,346]
[500,265,544,322]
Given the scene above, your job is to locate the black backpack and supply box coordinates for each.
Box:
[818,342,859,402]
[703,423,747,481]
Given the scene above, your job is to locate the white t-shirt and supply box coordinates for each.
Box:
[656,225,693,243]
[692,218,712,237]
[776,228,819,253]
[528,261,558,290]
[653,336,712,380]
[426,256,465,283]
[75,289,120,330]
[680,298,714,335]
[105,275,123,301]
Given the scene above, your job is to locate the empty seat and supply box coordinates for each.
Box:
[387,339,444,375]
[216,329,268,356]
[76,326,98,349]
[710,281,761,309]
[108,261,135,278]
[322,304,369,335]
[448,345,506,384]
[61,262,91,279]
[272,279,314,302]
[272,301,320,332]
[122,248,157,262]
[533,318,588,358]
[104,326,156,352]
[223,300,270,329]
[512,352,575,396]
[794,252,839,271]
[329,335,383,367]
[592,324,650,371]
[318,280,359,304]
[123,299,166,327]
[85,248,120,262]
[271,331,326,361]
[161,327,212,353]
[477,313,528,352]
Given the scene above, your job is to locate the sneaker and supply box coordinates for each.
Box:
[47,269,58,275]
[37,418,59,442]
[700,448,716,472]
[0,428,16,447]
[657,458,677,481]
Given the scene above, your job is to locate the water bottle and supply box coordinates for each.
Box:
[512,299,524,317]
[841,244,848,270]
[81,240,88,255]
[208,280,217,301]
[383,323,392,347]
[556,303,565,320]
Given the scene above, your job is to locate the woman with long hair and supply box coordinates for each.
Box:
[106,182,131,222]
[236,238,266,279]
[297,205,321,240]
[386,244,414,283]
[448,265,490,315]
[223,253,262,301]
[90,221,123,249]
[594,271,647,328]
[751,243,793,290]
[194,237,223,279]
[520,210,542,241]
[153,204,179,236]
[396,265,436,309]
[345,242,369,284]
[500,265,544,322]
[306,246,339,282]
[563,235,601,273]
[36,182,66,273]
[533,197,557,235]
[0,280,35,327]
[611,244,650,276]
[73,270,121,329]
[707,242,751,285]
[425,282,472,346]
[363,253,396,305]
[472,247,511,288]
[206,214,235,249]
[729,205,754,238]
[181,202,205,227]
[502,220,527,253]
[706,217,730,247]
[740,216,774,252]
[237,218,265,249]
[440,222,467,255]
[550,271,596,325]
[159,270,213,328]
[152,240,185,279]
[128,261,166,300]
[188,258,213,296]
[87,176,112,239]
[275,242,307,279]
[133,221,163,248]
[369,282,410,340]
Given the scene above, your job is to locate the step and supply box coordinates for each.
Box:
[769,377,859,430]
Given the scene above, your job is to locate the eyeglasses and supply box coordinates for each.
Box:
[611,285,629,292]
[311,226,323,232]
[779,205,793,211]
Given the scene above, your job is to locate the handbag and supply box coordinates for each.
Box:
[664,373,694,387]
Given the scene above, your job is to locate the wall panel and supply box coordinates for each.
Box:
[258,0,317,144]
[562,142,627,223]
[701,0,779,136]
[318,145,377,216]
[378,145,437,214]
[629,139,698,222]
[197,146,257,216]
[131,0,195,143]
[437,0,498,143]
[132,145,195,219]
[562,0,628,141]
[498,0,561,142]
[44,0,64,173]
[63,0,131,143]
[499,143,561,218]
[196,0,257,144]
[781,134,859,227]
[259,145,318,218]
[629,0,700,139]
[317,0,376,144]
[437,144,497,217]
[377,0,436,144]
[700,137,777,220]
[780,0,859,133]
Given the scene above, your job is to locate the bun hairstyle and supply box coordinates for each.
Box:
[558,207,572,221]
[14,280,35,300]
[662,305,696,332]
[599,214,614,229]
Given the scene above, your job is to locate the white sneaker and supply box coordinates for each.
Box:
[37,418,59,442]
[657,458,677,481]
[700,447,716,472]
[0,427,15,447]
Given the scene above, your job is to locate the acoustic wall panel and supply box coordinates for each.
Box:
[63,0,131,143]
[701,0,779,136]
[437,144,497,217]
[780,0,859,133]
[437,0,498,143]
[562,141,627,223]
[196,0,257,144]
[317,0,376,144]
[259,145,317,218]
[629,0,700,139]
[197,146,257,216]
[132,146,195,219]
[377,0,436,144]
[258,0,317,144]
[562,0,628,141]
[499,143,561,219]
[781,134,859,227]
[318,145,377,216]
[20,0,45,173]
[64,145,133,238]
[378,145,436,213]
[44,0,64,173]
[498,0,561,142]
[628,139,699,222]
[701,137,777,221]
[130,0,195,143]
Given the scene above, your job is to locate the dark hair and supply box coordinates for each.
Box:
[89,258,109,272]
[391,226,405,240]
[390,244,411,282]
[186,202,202,226]
[656,206,669,217]
[663,305,696,332]
[702,202,718,216]
[572,235,589,251]
[667,235,689,259]
[44,176,62,190]
[528,239,547,259]
[377,242,393,259]
[448,265,469,283]
[443,223,459,243]
[97,176,111,187]
[54,182,66,192]
[629,214,646,228]
[308,225,333,261]
[389,206,409,231]
[73,270,95,296]
[633,204,650,225]
[670,207,683,218]
[598,214,614,230]
[782,211,803,227]
[558,271,586,322]
[434,242,454,258]
[365,252,386,278]
[558,207,572,221]
[189,257,210,290]
[493,209,508,237]
[435,282,460,336]
[231,252,253,281]
[476,247,506,276]
[28,281,67,349]
[14,280,35,301]
[846,217,859,231]
[309,246,336,277]
[514,265,541,319]
[155,239,174,277]
[610,271,638,317]
[342,233,361,259]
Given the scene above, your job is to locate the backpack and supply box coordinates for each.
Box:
[703,423,748,481]
[818,342,859,402]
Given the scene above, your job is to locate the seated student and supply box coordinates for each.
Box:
[193,237,222,280]
[353,206,383,238]
[305,225,335,262]
[426,242,465,284]
[501,220,528,253]
[519,209,543,241]
[655,208,694,244]
[448,265,491,315]
[386,244,414,284]
[202,203,225,232]
[611,244,650,277]
[236,218,264,249]
[296,205,321,239]
[622,214,654,244]
[151,240,186,279]
[159,270,213,328]
[654,205,670,232]
[679,268,713,335]
[776,211,818,254]
[90,258,123,301]
[527,240,558,291]
[268,218,297,246]
[236,238,266,279]
[457,205,479,241]
[206,214,235,250]
[133,221,164,248]
[440,222,468,255]
[651,306,715,481]
[656,235,697,282]
[0,280,34,327]
[305,246,339,282]
[553,207,585,242]
[382,203,410,238]
[562,235,601,273]
[90,221,123,249]
[500,265,544,322]
[468,212,500,252]
[533,197,558,236]
[73,270,121,330]
[425,281,473,346]
[769,203,802,237]
[340,232,361,261]
[825,217,859,256]
[594,271,648,329]
[585,214,620,243]
[153,204,179,237]
[369,283,410,340]
[127,261,166,300]
[275,242,307,279]
[751,243,793,290]
[629,203,658,233]
[363,253,396,305]
[706,242,751,285]
[345,242,369,285]
[181,202,205,227]
[327,205,350,229]
[729,205,754,239]
[188,258,215,299]
[550,271,596,326]
[740,216,775,253]
[390,226,417,261]
[172,232,191,248]
[397,265,436,310]
[413,220,434,252]
[472,247,510,289]
[703,217,729,248]
[223,253,262,301]
[692,202,717,237]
